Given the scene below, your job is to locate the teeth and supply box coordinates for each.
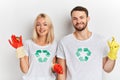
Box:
[40,30,45,33]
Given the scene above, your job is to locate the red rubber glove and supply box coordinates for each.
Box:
[8,35,26,58]
[53,64,63,74]
[8,35,23,49]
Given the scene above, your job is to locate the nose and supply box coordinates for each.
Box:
[40,25,44,29]
[77,18,81,23]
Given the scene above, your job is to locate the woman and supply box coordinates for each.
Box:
[8,13,63,80]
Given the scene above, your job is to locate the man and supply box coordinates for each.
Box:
[57,6,119,80]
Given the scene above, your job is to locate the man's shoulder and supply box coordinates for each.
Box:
[93,32,105,39]
[93,32,107,42]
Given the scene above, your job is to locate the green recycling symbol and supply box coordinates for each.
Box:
[76,48,91,62]
[35,49,50,62]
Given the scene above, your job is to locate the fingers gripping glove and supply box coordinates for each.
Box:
[107,37,120,60]
[8,35,26,58]
[53,64,63,74]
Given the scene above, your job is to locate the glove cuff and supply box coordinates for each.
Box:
[16,46,26,58]
[107,52,117,60]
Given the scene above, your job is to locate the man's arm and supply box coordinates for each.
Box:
[57,58,66,80]
[103,57,115,73]
[103,37,119,73]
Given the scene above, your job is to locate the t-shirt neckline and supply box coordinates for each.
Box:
[72,32,94,42]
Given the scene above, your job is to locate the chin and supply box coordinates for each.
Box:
[39,33,48,37]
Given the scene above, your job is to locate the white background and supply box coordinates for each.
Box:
[0,0,120,80]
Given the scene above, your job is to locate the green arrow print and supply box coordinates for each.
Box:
[35,50,50,62]
[76,48,91,62]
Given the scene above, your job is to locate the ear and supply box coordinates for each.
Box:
[87,16,90,22]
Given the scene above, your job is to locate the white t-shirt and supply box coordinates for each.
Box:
[22,40,57,80]
[57,33,109,80]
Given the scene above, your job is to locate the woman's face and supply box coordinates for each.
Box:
[36,18,49,37]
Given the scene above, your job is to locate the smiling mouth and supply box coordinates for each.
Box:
[76,24,84,27]
[39,30,46,33]
[76,22,84,25]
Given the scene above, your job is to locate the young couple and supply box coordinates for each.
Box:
[9,6,119,80]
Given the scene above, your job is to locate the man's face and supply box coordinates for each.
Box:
[71,11,89,31]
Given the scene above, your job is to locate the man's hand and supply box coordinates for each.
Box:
[107,37,120,60]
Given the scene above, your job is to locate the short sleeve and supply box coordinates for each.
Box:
[56,40,66,59]
[50,41,58,56]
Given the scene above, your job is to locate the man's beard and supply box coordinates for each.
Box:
[74,22,88,31]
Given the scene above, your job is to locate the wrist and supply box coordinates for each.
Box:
[16,47,26,58]
[17,43,23,48]
[107,52,117,60]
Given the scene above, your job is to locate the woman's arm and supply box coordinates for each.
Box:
[20,56,29,73]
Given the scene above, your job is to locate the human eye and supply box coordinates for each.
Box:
[36,23,40,26]
[72,17,77,20]
[80,16,84,19]
[36,24,40,26]
[44,23,48,26]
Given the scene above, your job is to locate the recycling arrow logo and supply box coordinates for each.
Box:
[35,50,50,62]
[76,48,91,62]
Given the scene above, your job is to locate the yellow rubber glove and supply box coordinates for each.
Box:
[107,37,120,60]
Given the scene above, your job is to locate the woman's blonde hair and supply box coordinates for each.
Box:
[32,13,54,44]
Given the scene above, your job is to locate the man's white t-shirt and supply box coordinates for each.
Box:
[57,33,109,80]
[22,40,57,80]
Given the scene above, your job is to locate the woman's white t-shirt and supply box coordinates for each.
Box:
[22,40,57,80]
